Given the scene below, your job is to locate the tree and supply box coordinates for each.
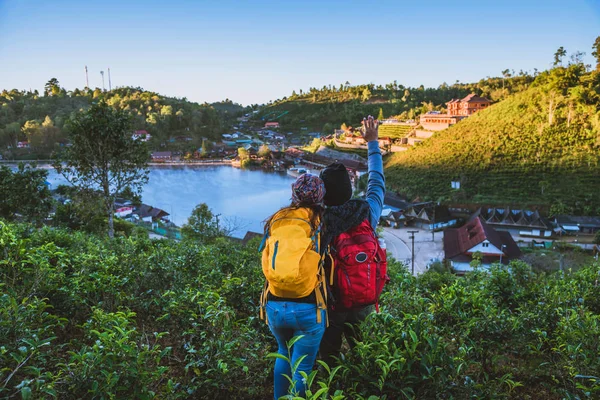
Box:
[54,102,149,238]
[594,230,600,245]
[44,78,61,96]
[200,139,208,157]
[377,108,384,121]
[361,88,371,102]
[21,120,42,148]
[501,69,511,89]
[592,36,600,70]
[258,144,271,159]
[181,203,224,242]
[553,47,567,66]
[3,122,21,148]
[237,147,249,160]
[0,163,52,224]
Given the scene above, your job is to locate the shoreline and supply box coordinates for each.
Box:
[0,159,234,167]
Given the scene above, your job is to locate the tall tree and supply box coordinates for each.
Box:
[553,47,567,66]
[200,139,208,157]
[54,102,149,238]
[44,78,61,96]
[181,203,224,242]
[592,36,600,70]
[377,108,384,121]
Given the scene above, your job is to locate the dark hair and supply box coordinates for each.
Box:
[264,202,323,235]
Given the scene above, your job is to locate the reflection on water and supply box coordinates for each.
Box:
[43,165,295,237]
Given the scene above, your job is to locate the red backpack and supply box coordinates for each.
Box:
[329,219,389,311]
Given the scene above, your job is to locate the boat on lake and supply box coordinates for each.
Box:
[287,167,310,178]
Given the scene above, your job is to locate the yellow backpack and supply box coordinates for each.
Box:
[259,208,328,325]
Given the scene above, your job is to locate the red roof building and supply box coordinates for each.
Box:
[265,122,280,128]
[446,94,491,116]
[443,214,521,274]
[420,94,491,131]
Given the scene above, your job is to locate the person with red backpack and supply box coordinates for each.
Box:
[319,115,387,366]
[259,173,329,399]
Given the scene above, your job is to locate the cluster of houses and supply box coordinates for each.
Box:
[380,193,600,273]
[114,199,170,225]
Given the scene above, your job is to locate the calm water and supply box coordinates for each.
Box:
[42,165,295,237]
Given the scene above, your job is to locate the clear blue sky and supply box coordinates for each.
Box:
[1,0,598,105]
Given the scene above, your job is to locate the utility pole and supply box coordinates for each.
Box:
[499,244,507,264]
[100,71,105,91]
[84,66,89,89]
[408,230,419,275]
[108,68,112,91]
[431,204,435,242]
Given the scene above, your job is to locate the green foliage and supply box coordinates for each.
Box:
[378,124,412,139]
[386,64,600,213]
[1,221,600,399]
[237,147,249,160]
[53,101,149,238]
[0,163,52,224]
[0,84,239,159]
[255,74,533,132]
[181,203,226,242]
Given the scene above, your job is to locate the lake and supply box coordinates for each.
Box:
[42,165,295,237]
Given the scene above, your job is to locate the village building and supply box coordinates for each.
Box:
[403,203,458,230]
[17,141,30,148]
[443,214,521,274]
[380,193,411,228]
[265,122,280,129]
[554,215,600,235]
[447,94,491,116]
[132,130,151,142]
[133,204,170,223]
[475,207,553,238]
[420,94,491,131]
[151,151,173,162]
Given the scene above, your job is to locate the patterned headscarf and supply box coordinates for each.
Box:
[291,173,325,206]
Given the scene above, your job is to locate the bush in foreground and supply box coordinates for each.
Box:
[0,221,599,399]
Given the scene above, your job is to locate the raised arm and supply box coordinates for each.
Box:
[361,116,385,229]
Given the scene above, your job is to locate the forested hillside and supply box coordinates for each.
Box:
[1,221,599,399]
[253,73,534,132]
[385,63,600,215]
[0,80,244,158]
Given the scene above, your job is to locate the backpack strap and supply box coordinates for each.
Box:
[259,281,269,325]
[314,256,329,327]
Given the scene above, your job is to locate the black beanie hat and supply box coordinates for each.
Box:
[320,162,352,206]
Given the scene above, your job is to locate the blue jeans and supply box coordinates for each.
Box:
[266,301,326,399]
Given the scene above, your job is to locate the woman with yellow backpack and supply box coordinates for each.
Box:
[259,173,328,399]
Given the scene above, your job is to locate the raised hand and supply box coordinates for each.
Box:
[361,115,379,142]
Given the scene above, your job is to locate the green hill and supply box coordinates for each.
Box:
[0,81,243,158]
[254,75,534,132]
[385,64,600,215]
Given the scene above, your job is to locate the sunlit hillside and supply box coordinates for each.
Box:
[385,64,600,215]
